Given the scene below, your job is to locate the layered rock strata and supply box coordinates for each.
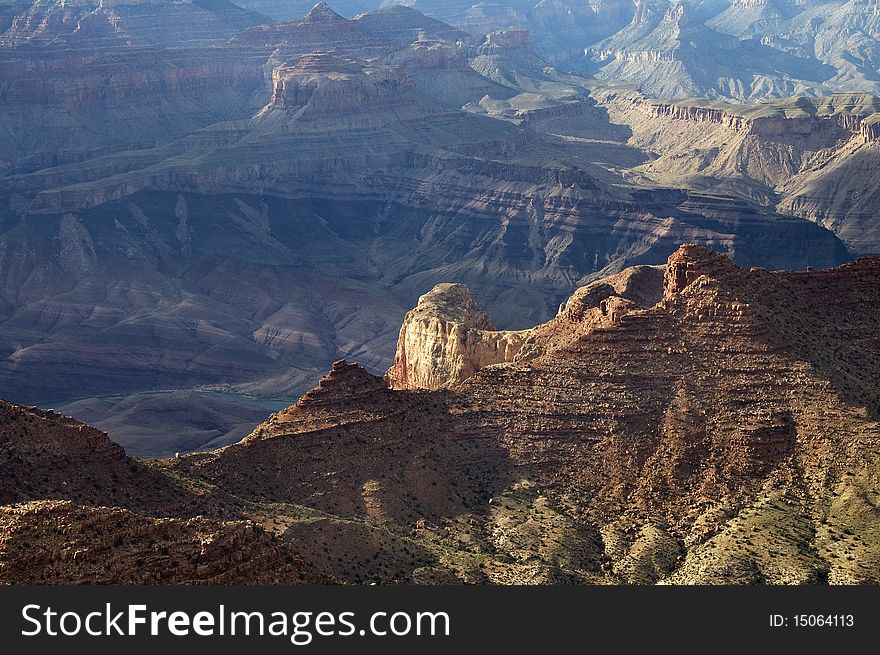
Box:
[386,284,528,390]
[2,245,879,584]
[0,501,326,584]
[165,245,880,584]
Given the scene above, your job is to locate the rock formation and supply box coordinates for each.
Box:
[386,284,527,390]
[0,501,327,584]
[1,245,879,584]
[386,266,667,390]
[267,54,413,116]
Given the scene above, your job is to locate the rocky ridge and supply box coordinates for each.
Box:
[596,88,880,253]
[0,400,206,513]
[2,245,879,584]
[600,90,880,141]
[0,397,330,584]
[0,501,326,584]
[142,245,880,584]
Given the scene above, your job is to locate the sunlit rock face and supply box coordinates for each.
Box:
[386,283,528,390]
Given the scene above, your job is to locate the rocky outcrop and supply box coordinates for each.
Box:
[0,400,220,515]
[616,96,747,129]
[1,88,849,421]
[600,91,871,138]
[0,501,327,585]
[386,284,528,390]
[170,245,880,584]
[268,54,413,116]
[860,114,880,141]
[592,49,678,63]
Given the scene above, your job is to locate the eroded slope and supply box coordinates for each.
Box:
[158,245,880,584]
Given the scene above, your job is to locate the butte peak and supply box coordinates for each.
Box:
[265,53,412,115]
[406,283,496,330]
[302,2,345,23]
[295,360,388,410]
[480,27,535,53]
[663,244,737,296]
[385,283,528,391]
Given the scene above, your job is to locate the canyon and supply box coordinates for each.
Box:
[2,245,879,584]
[1,1,867,454]
[594,89,880,253]
[0,0,878,588]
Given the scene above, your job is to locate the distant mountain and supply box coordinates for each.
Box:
[234,0,374,19]
[594,89,880,253]
[235,1,636,62]
[354,4,468,46]
[228,1,880,100]
[707,0,807,38]
[708,0,880,93]
[0,0,267,48]
[586,0,880,99]
[813,0,880,90]
[586,0,836,99]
